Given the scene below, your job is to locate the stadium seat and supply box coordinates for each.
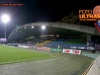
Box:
[35,40,51,46]
[45,39,67,48]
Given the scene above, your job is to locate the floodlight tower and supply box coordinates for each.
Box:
[1,14,10,43]
[41,25,46,41]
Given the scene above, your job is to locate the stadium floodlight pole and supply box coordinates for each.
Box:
[1,14,10,43]
[41,25,46,41]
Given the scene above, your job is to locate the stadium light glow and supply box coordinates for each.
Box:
[31,26,34,28]
[1,14,10,24]
[24,27,26,29]
[42,26,46,30]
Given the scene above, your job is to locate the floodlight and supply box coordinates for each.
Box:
[1,14,10,24]
[32,26,34,28]
[42,26,46,30]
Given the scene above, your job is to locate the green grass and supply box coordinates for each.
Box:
[0,45,52,65]
[0,45,95,75]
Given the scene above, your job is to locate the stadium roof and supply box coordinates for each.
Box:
[8,22,99,42]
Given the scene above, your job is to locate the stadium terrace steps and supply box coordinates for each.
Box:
[62,39,88,48]
[44,39,68,48]
[60,42,68,47]
[42,39,91,49]
[35,40,51,46]
[62,44,88,49]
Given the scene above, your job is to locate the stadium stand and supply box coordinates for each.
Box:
[67,39,85,44]
[62,39,88,49]
[44,39,67,48]
[43,38,91,49]
[62,43,88,49]
[35,40,51,46]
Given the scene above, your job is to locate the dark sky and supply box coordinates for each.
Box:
[0,0,99,38]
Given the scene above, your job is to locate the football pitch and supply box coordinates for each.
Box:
[0,45,52,65]
[0,45,94,75]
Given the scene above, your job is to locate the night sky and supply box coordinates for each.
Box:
[0,0,99,38]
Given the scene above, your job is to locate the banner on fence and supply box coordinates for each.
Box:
[50,48,63,52]
[71,46,77,49]
[62,49,81,55]
[36,47,43,50]
[36,47,51,51]
[28,46,33,49]
[46,47,51,51]
[33,46,37,49]
[18,45,29,48]
[42,47,51,51]
[42,47,47,50]
[77,47,85,49]
[87,47,94,50]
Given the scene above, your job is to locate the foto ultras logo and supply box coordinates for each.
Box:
[79,5,100,32]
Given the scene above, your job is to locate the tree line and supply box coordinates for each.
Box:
[57,12,94,27]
